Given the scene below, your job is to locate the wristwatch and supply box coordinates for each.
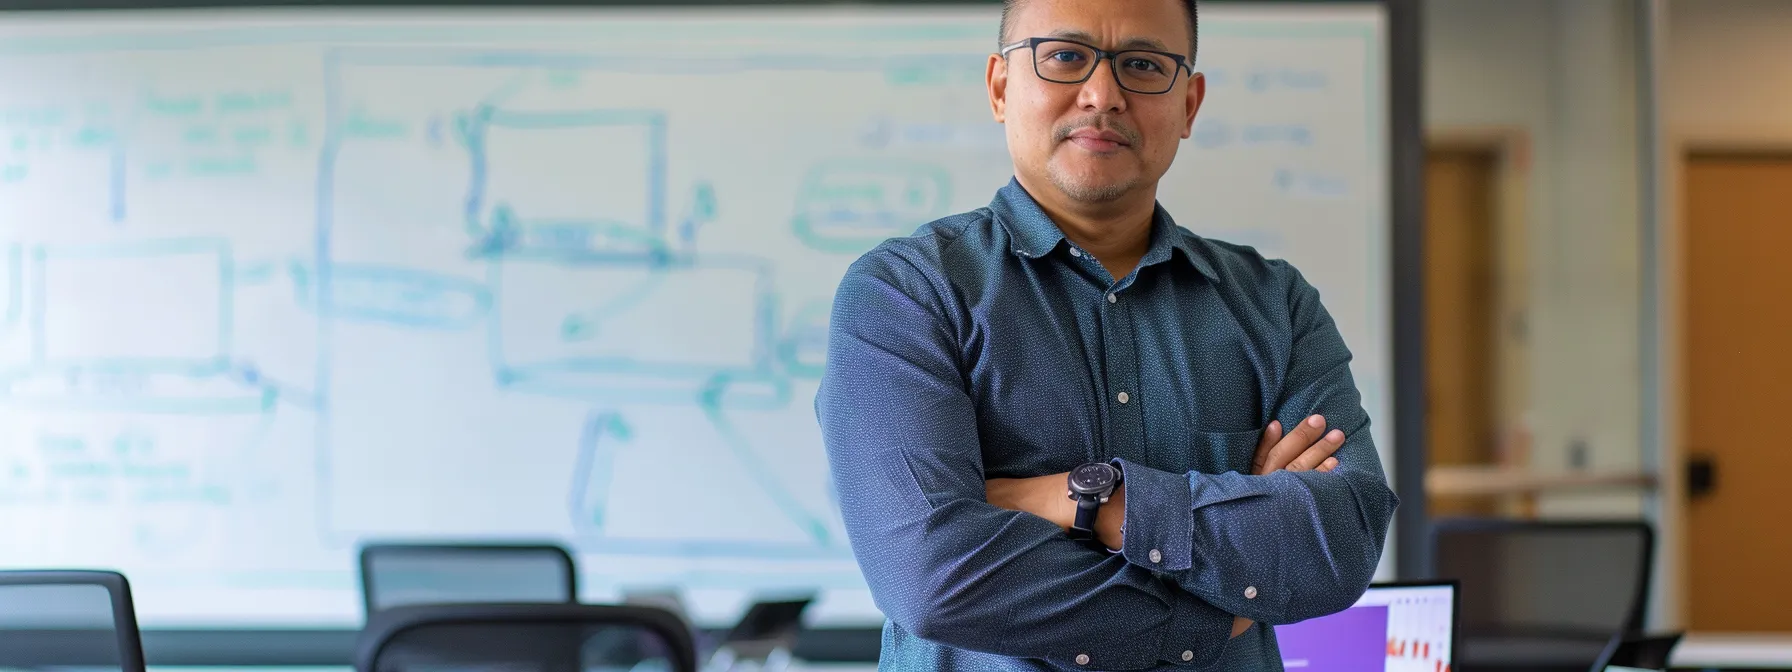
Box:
[1066,462,1122,542]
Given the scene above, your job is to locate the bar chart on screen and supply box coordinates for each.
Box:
[1277,583,1455,672]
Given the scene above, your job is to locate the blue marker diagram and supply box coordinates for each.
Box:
[3,238,282,412]
[791,158,953,253]
[5,42,1019,570]
[308,48,1000,559]
[0,238,294,561]
[460,105,671,261]
[1,243,20,341]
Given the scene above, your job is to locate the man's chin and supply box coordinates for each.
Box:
[1049,175,1138,203]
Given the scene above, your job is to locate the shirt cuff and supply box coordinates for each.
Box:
[1158,580,1240,668]
[1110,457,1194,572]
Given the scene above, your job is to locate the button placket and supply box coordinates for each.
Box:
[1100,284,1147,464]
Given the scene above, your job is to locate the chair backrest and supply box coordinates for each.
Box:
[355,602,698,672]
[0,570,146,672]
[1431,518,1653,672]
[358,542,578,615]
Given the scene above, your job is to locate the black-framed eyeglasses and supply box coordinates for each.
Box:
[999,37,1193,95]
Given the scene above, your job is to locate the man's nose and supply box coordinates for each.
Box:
[1076,58,1128,113]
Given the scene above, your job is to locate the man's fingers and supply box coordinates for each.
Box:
[1288,430,1346,472]
[1261,414,1327,472]
[1251,421,1282,475]
[1316,457,1340,472]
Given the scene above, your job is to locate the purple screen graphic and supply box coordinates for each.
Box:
[1276,605,1389,671]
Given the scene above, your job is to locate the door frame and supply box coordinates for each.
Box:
[1425,127,1533,497]
[1662,137,1792,632]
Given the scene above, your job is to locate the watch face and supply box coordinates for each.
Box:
[1069,463,1116,494]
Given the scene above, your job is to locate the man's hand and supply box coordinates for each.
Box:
[1229,415,1345,637]
[1252,414,1345,475]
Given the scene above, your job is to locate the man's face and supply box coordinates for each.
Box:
[987,0,1205,205]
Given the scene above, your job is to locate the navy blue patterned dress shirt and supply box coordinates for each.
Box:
[814,178,1399,671]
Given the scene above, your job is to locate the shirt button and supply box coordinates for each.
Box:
[1069,248,1082,257]
[1149,549,1162,563]
[1075,653,1090,666]
[1107,293,1117,304]
[1116,392,1130,404]
[1182,650,1195,662]
[1245,585,1258,599]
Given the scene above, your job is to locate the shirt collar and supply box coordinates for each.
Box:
[990,177,1220,282]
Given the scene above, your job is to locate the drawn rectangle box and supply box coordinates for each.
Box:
[34,239,229,366]
[477,109,665,253]
[1,243,19,346]
[489,258,776,401]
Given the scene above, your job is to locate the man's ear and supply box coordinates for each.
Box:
[988,52,1008,123]
[1181,71,1207,138]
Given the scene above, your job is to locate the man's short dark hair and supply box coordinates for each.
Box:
[998,0,1199,59]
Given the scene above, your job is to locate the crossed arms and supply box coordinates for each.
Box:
[814,259,1399,671]
[984,413,1357,640]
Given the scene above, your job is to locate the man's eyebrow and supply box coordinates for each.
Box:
[1044,29,1171,51]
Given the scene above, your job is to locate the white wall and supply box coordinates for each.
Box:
[1655,0,1792,631]
[1426,0,1792,631]
[1424,0,1648,517]
[1667,0,1792,144]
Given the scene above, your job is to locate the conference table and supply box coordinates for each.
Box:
[620,632,1792,671]
[1667,633,1792,670]
[780,632,1792,671]
[137,632,1792,672]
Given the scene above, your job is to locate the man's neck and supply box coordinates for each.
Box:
[1024,179,1157,281]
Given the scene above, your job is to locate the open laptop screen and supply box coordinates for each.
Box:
[1273,582,1458,671]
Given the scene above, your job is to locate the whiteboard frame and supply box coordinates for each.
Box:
[0,0,1426,664]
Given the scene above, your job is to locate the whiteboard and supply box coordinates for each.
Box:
[0,3,1389,628]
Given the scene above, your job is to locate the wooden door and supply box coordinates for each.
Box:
[1683,153,1792,632]
[1425,148,1500,517]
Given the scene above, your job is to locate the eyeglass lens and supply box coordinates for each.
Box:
[1031,39,1180,93]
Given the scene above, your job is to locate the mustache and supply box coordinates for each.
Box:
[1053,116,1140,144]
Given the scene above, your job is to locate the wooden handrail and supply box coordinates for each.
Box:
[1426,465,1657,497]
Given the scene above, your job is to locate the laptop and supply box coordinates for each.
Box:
[1273,581,1460,671]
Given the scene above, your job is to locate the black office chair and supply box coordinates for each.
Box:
[1430,518,1654,672]
[355,602,698,672]
[706,597,813,672]
[358,542,579,615]
[0,569,146,672]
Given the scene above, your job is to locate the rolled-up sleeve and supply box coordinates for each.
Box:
[817,250,1238,670]
[1112,268,1399,626]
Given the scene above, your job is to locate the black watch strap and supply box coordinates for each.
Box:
[1068,495,1101,541]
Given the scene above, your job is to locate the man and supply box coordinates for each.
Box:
[814,0,1398,668]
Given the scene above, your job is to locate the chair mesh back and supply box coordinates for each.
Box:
[368,617,683,672]
[0,579,129,671]
[1433,521,1650,672]
[362,546,576,612]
